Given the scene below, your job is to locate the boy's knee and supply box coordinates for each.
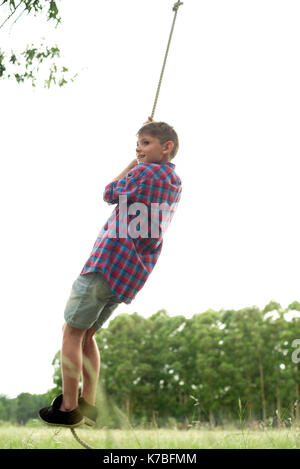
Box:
[63,323,87,339]
[84,326,97,342]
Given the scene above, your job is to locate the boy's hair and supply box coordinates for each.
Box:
[137,121,179,160]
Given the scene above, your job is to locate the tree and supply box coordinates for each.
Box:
[261,301,286,427]
[48,305,300,428]
[0,0,77,87]
[96,309,187,426]
[182,310,224,426]
[96,312,149,424]
[16,392,48,423]
[282,302,300,426]
[0,395,11,421]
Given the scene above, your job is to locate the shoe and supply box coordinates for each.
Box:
[78,397,98,426]
[39,394,85,428]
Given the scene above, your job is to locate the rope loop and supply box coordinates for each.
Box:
[70,428,95,450]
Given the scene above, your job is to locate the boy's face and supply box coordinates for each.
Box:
[136,133,173,164]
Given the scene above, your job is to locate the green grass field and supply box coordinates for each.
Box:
[0,424,300,449]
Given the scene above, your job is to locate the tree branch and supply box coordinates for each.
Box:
[0,1,76,88]
[0,0,22,30]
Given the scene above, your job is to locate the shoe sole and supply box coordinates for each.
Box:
[39,414,85,429]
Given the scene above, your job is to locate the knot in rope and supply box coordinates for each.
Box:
[173,1,184,12]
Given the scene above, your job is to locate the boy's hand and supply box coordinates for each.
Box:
[128,158,138,170]
[112,159,137,182]
[143,116,154,125]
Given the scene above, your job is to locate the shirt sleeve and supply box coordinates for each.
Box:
[103,164,150,205]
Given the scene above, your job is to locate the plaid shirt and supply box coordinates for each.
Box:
[81,162,182,304]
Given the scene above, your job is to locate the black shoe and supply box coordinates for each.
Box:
[78,397,98,426]
[39,394,85,428]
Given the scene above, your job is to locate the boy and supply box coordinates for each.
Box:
[39,119,182,427]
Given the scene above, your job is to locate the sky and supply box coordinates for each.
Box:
[1,0,300,398]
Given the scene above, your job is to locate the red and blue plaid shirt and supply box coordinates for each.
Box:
[81,162,182,304]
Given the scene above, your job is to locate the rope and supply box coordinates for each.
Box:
[150,1,184,120]
[70,428,95,450]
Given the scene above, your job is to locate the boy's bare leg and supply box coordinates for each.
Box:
[60,323,86,411]
[81,327,100,405]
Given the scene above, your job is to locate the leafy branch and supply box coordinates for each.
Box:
[0,0,61,29]
[0,0,78,87]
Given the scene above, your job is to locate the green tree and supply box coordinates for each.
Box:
[96,312,149,424]
[0,0,76,86]
[181,310,224,426]
[16,392,48,423]
[282,302,300,425]
[221,307,264,421]
[261,301,287,426]
[0,395,10,421]
[136,310,186,424]
[48,305,300,428]
[51,350,62,395]
[96,309,187,426]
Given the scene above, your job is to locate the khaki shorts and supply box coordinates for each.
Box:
[64,272,121,331]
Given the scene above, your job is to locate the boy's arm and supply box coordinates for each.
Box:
[103,159,145,204]
[112,159,138,182]
[104,117,152,202]
[109,118,153,182]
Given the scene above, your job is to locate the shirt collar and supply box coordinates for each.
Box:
[164,162,175,169]
[140,162,175,169]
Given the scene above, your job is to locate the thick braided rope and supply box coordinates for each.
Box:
[70,428,95,450]
[151,1,184,120]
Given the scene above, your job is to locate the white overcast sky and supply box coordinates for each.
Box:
[1,0,300,397]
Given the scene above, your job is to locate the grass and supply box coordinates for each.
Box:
[0,423,300,449]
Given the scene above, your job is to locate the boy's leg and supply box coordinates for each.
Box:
[60,323,86,411]
[81,327,100,406]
